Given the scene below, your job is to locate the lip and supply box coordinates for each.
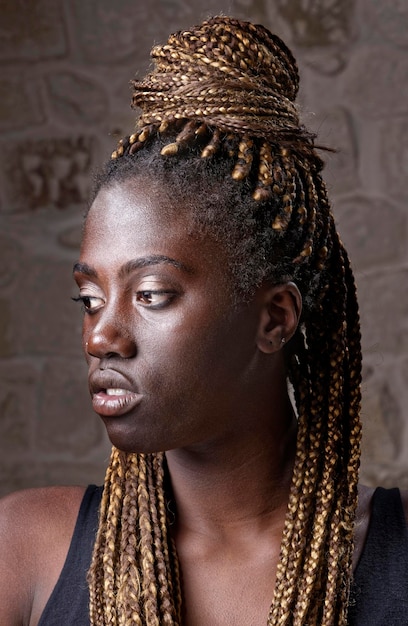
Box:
[92,389,143,417]
[89,370,142,417]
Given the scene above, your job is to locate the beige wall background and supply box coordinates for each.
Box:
[0,0,407,497]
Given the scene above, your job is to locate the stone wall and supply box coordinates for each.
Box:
[1,0,407,496]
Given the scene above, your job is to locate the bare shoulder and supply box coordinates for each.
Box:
[0,484,87,550]
[0,485,87,626]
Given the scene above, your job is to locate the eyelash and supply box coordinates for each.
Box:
[71,295,102,314]
[72,290,176,313]
[135,290,176,308]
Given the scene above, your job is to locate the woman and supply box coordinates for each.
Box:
[0,15,407,626]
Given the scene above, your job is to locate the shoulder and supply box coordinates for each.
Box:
[399,489,408,524]
[0,484,87,550]
[0,485,87,626]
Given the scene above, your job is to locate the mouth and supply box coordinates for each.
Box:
[89,370,143,418]
[92,387,143,417]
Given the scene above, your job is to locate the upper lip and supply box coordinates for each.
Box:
[89,369,138,395]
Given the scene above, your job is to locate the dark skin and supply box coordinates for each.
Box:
[0,177,406,625]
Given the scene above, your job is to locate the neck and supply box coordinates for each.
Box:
[165,395,297,540]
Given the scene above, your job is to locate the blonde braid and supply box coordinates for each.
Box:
[90,15,362,625]
[117,454,142,624]
[88,451,181,625]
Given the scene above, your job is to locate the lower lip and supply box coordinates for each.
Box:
[92,391,143,417]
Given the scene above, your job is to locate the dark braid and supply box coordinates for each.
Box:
[88,15,362,625]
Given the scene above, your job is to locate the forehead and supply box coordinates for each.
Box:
[86,177,188,235]
[81,177,227,274]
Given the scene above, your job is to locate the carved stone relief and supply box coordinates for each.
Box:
[266,0,357,74]
[3,136,95,212]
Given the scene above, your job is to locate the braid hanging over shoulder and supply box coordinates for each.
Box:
[88,15,362,626]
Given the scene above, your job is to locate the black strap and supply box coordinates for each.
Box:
[348,487,408,625]
[38,484,102,626]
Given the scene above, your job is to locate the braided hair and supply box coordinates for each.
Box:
[87,16,362,625]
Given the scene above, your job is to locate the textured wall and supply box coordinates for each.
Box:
[1,0,407,496]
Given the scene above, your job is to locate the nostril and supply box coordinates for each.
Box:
[85,329,137,360]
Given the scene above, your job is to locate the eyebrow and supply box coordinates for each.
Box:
[73,255,193,278]
[72,262,97,277]
[119,255,193,278]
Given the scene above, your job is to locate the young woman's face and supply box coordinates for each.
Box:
[74,177,270,454]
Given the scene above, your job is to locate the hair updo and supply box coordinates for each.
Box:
[88,15,362,626]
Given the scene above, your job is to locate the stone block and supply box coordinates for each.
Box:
[0,233,24,289]
[1,135,96,213]
[360,461,408,490]
[35,460,109,490]
[58,223,84,250]
[0,0,66,62]
[0,361,38,456]
[152,1,237,33]
[307,107,359,195]
[343,47,408,118]
[37,358,107,457]
[10,257,83,356]
[71,0,161,64]
[46,72,108,126]
[334,194,407,272]
[360,358,408,488]
[0,299,12,357]
[0,462,40,498]
[0,458,108,497]
[356,268,408,357]
[379,116,408,200]
[360,387,395,484]
[361,363,404,458]
[71,0,239,66]
[0,75,44,133]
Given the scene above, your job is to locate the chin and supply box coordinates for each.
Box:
[104,423,169,455]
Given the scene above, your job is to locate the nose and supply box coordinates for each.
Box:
[85,312,137,360]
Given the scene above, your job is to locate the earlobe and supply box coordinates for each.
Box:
[256,282,302,354]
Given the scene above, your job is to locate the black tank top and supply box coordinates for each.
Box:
[348,487,408,624]
[38,486,408,625]
[38,485,102,626]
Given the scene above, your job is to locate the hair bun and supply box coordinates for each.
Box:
[165,16,300,102]
[132,15,300,137]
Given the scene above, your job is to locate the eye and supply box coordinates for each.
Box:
[135,290,175,308]
[72,295,104,313]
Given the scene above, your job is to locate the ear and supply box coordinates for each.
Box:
[256,282,302,354]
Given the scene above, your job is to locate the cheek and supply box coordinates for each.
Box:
[148,319,242,396]
[138,320,221,399]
